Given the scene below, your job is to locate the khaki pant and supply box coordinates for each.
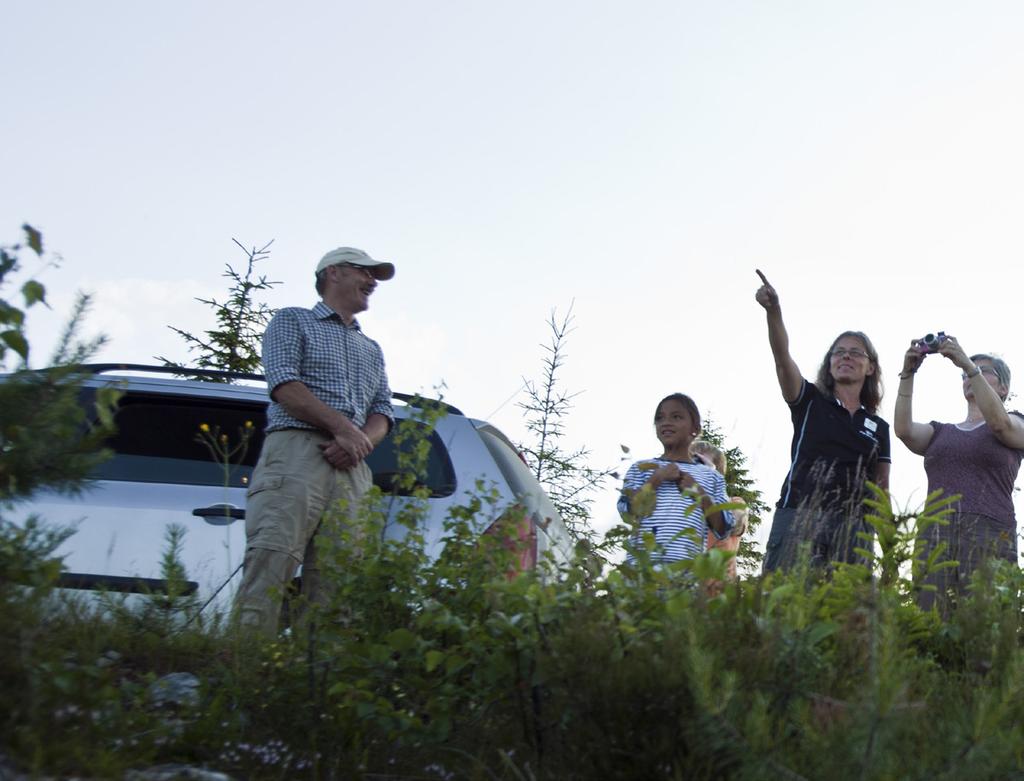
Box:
[234,428,372,635]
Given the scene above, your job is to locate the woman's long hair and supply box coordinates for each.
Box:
[814,330,883,414]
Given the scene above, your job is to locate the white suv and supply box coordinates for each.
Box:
[20,365,572,615]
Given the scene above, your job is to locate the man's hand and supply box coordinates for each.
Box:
[319,426,373,470]
[755,269,780,311]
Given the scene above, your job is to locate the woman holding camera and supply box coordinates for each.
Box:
[894,336,1024,611]
[755,270,891,573]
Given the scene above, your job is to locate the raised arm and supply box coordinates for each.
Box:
[940,337,1024,449]
[893,341,934,455]
[755,270,802,403]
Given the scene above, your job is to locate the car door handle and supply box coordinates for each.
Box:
[192,504,245,525]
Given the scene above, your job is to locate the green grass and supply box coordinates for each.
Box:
[4,489,1024,780]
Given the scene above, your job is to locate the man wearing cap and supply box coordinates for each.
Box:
[234,247,396,635]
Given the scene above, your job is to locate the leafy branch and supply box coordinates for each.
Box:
[517,304,612,543]
[159,238,279,381]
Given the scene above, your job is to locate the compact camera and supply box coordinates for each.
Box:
[914,331,947,355]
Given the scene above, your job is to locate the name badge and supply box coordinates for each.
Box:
[864,418,877,433]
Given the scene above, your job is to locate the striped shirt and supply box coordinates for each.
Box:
[618,458,734,564]
[262,302,394,432]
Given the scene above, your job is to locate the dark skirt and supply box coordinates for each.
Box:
[916,512,1018,613]
[762,505,869,574]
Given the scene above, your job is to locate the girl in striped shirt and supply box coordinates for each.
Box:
[618,393,733,564]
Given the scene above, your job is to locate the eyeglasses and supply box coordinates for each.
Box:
[963,366,999,380]
[831,348,869,360]
[344,264,373,278]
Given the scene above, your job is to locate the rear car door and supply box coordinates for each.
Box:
[28,384,263,613]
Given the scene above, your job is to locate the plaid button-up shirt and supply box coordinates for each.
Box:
[262,301,394,432]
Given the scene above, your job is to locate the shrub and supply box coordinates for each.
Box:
[6,478,1024,779]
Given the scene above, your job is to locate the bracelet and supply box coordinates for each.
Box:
[965,365,982,378]
[897,392,912,398]
[898,369,916,380]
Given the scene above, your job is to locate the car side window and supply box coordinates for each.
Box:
[88,391,265,487]
[85,390,456,496]
[366,422,456,498]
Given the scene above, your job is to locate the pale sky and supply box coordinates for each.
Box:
[4,2,1024,556]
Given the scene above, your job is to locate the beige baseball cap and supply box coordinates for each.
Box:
[315,247,395,281]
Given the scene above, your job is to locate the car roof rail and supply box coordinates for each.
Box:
[77,364,464,415]
[80,363,265,382]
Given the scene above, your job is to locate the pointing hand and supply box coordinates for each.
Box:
[755,269,779,311]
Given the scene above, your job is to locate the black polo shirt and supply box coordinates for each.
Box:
[777,380,891,513]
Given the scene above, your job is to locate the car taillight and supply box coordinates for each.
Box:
[481,505,538,577]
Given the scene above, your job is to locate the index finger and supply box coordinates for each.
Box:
[755,269,770,287]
